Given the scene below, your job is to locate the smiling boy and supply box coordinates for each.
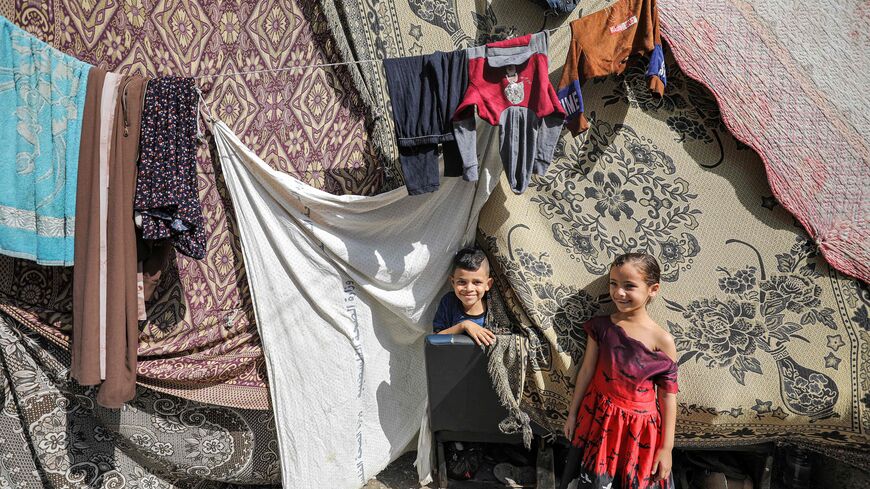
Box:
[433,247,497,346]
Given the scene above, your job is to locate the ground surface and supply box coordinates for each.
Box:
[363,452,507,489]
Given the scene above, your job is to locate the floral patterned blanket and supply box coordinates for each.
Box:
[480,54,869,464]
[319,0,870,464]
[0,1,388,484]
[0,0,382,410]
[658,1,869,283]
[0,311,281,488]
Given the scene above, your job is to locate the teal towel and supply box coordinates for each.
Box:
[0,15,90,265]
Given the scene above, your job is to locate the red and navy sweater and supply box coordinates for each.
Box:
[452,32,566,194]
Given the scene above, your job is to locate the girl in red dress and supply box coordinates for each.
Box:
[560,253,678,489]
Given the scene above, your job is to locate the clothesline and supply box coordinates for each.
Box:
[192,59,380,80]
[194,26,564,177]
[192,27,563,81]
[193,85,398,178]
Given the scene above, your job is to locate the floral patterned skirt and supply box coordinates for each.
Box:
[568,385,674,489]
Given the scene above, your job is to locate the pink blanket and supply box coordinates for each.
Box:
[660,0,869,282]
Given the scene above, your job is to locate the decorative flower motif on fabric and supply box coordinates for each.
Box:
[2,29,84,214]
[306,77,333,120]
[568,232,596,259]
[93,425,116,442]
[263,6,288,45]
[601,58,686,113]
[104,30,130,62]
[18,282,45,307]
[760,275,822,316]
[533,120,700,281]
[68,453,120,487]
[151,441,174,456]
[658,234,700,272]
[170,8,195,49]
[666,115,710,143]
[854,306,870,332]
[718,267,756,294]
[123,0,146,29]
[30,410,71,473]
[153,49,176,76]
[184,427,233,468]
[130,433,154,449]
[38,431,68,455]
[219,11,242,44]
[669,297,763,374]
[128,468,162,489]
[408,0,471,47]
[540,284,598,365]
[482,228,601,366]
[212,241,237,277]
[667,236,840,420]
[624,140,671,171]
[472,4,518,45]
[517,250,553,278]
[584,171,637,221]
[504,80,525,105]
[187,280,210,308]
[601,55,736,167]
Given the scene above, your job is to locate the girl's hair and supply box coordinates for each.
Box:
[610,253,661,286]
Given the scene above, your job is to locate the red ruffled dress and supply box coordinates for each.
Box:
[569,316,678,489]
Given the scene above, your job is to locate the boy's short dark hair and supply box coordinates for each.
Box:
[452,247,489,275]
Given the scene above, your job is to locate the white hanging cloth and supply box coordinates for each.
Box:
[211,120,502,488]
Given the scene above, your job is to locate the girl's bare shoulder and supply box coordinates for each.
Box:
[653,322,677,361]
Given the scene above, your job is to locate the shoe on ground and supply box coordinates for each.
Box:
[493,462,535,488]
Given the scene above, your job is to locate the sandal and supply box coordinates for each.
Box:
[493,462,536,488]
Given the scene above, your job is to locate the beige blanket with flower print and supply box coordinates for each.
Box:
[476,54,868,465]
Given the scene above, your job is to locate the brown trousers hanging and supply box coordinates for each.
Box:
[72,71,147,408]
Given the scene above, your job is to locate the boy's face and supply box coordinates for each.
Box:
[450,266,493,312]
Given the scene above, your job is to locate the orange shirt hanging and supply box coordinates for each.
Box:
[558,0,666,135]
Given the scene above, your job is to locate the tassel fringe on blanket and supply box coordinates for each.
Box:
[484,285,533,448]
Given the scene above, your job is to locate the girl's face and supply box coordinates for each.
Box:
[609,263,660,312]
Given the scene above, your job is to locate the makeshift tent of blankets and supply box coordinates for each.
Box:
[0,1,868,488]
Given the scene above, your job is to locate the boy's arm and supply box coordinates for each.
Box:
[563,336,598,439]
[436,320,495,346]
[435,323,465,335]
